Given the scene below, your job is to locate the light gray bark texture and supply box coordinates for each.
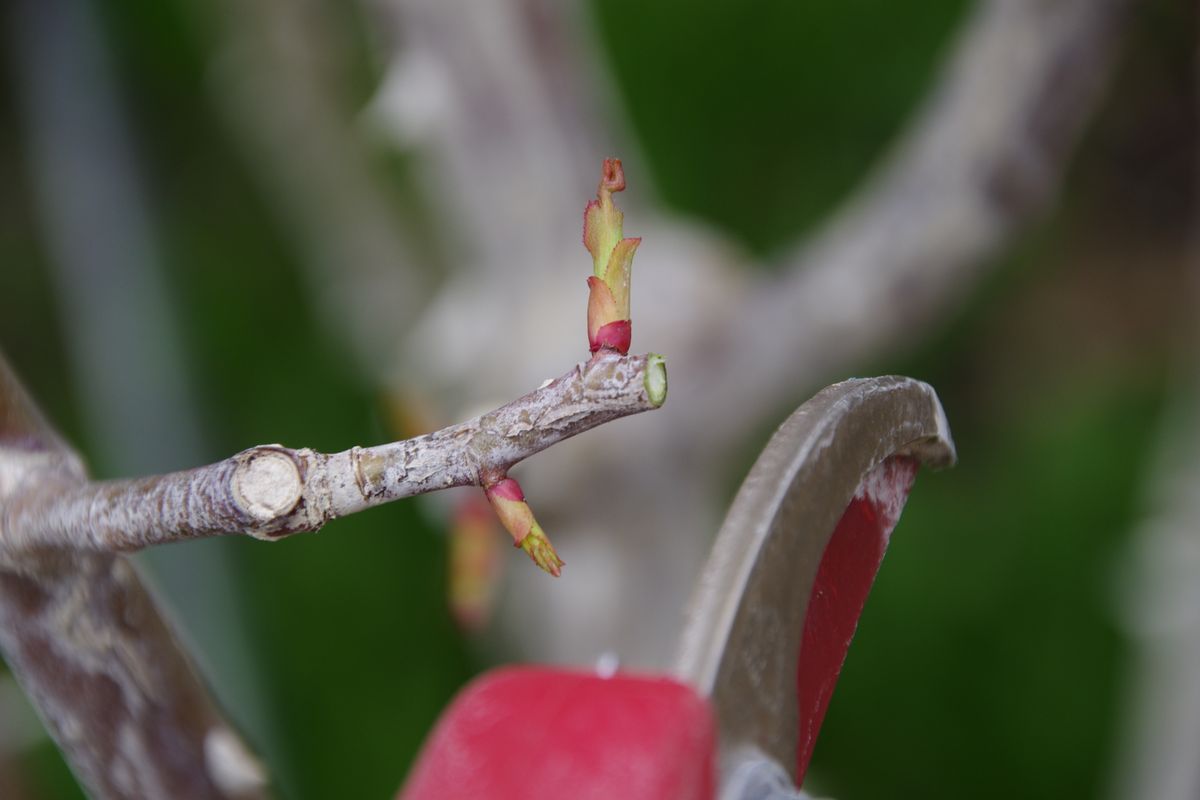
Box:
[0,355,264,800]
[0,349,663,799]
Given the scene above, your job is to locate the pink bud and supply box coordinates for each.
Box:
[599,158,625,193]
[482,477,564,577]
[485,477,525,503]
[590,321,632,355]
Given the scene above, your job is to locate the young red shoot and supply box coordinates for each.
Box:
[583,159,640,354]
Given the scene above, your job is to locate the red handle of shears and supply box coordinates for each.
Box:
[400,667,716,800]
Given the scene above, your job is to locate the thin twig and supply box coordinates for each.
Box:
[2,352,665,554]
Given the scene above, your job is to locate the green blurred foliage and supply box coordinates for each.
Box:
[817,242,1168,798]
[595,0,971,255]
[0,0,1193,798]
[1,1,476,797]
[606,0,1188,797]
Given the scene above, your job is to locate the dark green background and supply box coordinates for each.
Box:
[1,0,1194,797]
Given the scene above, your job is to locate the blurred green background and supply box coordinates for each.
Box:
[0,0,1195,798]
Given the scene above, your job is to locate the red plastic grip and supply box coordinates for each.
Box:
[400,666,716,800]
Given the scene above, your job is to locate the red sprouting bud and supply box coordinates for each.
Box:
[590,321,632,355]
[582,159,639,354]
[599,158,626,194]
[486,477,525,504]
[483,477,563,577]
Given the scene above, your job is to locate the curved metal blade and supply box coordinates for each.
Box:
[673,376,955,785]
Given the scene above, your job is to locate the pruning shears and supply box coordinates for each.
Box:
[401,376,956,800]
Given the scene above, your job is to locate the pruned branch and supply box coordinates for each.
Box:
[0,158,666,797]
[2,351,664,557]
[0,345,665,800]
[0,346,664,795]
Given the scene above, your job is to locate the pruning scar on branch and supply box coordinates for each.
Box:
[0,159,660,799]
[1,351,666,559]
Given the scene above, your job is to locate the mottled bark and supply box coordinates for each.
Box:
[3,351,663,554]
[0,346,664,798]
[0,354,266,799]
[0,553,267,800]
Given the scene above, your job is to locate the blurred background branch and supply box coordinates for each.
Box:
[0,0,1195,797]
[1112,380,1200,800]
[195,0,437,380]
[1108,49,1200,793]
[5,0,274,779]
[700,0,1134,451]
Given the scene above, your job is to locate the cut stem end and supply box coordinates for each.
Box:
[645,354,668,407]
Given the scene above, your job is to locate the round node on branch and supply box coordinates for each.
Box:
[232,448,302,522]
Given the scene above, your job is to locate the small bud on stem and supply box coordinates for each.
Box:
[466,159,659,579]
[583,159,640,354]
[483,477,564,577]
